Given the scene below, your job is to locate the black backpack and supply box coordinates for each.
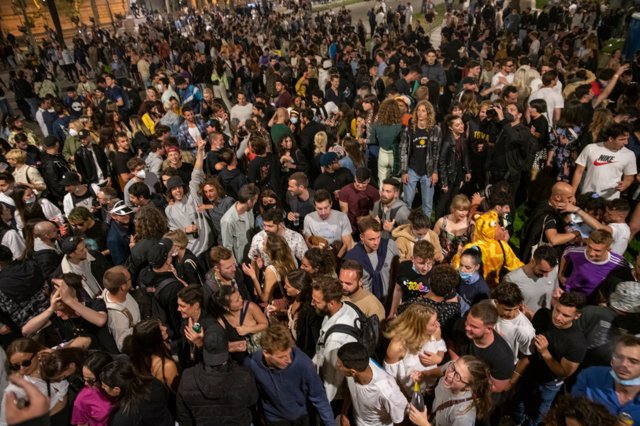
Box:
[322,302,380,356]
[131,277,175,325]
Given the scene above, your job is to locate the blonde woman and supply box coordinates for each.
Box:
[513,65,541,101]
[6,149,46,193]
[384,303,446,396]
[313,130,329,174]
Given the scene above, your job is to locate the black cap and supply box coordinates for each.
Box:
[78,129,91,139]
[203,323,229,367]
[60,172,81,186]
[461,76,478,85]
[147,238,173,268]
[60,236,83,255]
[42,136,59,148]
[174,76,187,86]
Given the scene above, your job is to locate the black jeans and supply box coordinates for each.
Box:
[267,415,310,426]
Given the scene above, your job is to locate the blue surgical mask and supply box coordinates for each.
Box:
[459,271,479,284]
[610,370,640,386]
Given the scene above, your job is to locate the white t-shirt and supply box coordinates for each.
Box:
[575,143,637,199]
[303,210,352,244]
[494,303,536,364]
[384,338,447,396]
[528,86,564,126]
[609,222,631,256]
[504,266,558,314]
[347,360,408,426]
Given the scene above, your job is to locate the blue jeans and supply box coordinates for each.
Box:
[403,168,435,218]
[512,379,564,426]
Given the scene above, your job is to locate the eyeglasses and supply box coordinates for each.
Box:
[9,353,37,371]
[447,362,470,385]
[83,377,97,386]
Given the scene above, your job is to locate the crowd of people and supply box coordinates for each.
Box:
[1,0,640,424]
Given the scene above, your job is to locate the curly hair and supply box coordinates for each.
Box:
[134,205,168,240]
[383,303,438,353]
[412,100,437,132]
[375,98,402,126]
[543,395,617,426]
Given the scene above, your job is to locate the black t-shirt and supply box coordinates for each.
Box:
[314,167,354,195]
[177,162,194,187]
[83,220,110,252]
[457,330,515,381]
[530,115,549,150]
[44,298,107,347]
[530,308,587,383]
[111,379,174,426]
[113,150,134,176]
[204,150,223,176]
[247,154,281,193]
[396,260,430,302]
[408,127,430,176]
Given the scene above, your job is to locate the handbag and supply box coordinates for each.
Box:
[240,301,262,353]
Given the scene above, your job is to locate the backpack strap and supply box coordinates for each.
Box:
[106,306,134,329]
[153,278,177,299]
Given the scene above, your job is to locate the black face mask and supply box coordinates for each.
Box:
[264,203,276,210]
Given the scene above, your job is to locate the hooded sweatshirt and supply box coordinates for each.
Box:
[392,223,444,262]
[247,347,336,425]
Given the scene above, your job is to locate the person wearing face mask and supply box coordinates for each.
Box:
[388,240,435,320]
[454,211,524,288]
[32,220,63,279]
[122,157,159,209]
[456,248,490,310]
[573,334,640,423]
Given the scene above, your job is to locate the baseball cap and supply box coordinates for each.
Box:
[147,238,174,269]
[610,281,640,314]
[42,136,59,148]
[78,129,91,139]
[60,236,84,255]
[320,152,339,167]
[166,145,180,154]
[203,323,230,367]
[110,200,134,216]
[60,172,81,186]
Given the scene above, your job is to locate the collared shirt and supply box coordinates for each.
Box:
[573,366,640,423]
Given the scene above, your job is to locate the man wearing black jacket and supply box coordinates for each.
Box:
[74,129,111,187]
[40,135,71,205]
[488,103,537,205]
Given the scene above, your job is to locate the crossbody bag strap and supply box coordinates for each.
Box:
[430,396,474,420]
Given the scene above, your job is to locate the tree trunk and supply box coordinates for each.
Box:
[15,0,37,52]
[90,0,100,25]
[44,0,65,47]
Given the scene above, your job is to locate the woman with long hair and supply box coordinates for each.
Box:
[435,115,471,218]
[276,134,307,181]
[409,355,493,425]
[100,359,174,426]
[384,304,446,396]
[212,286,268,363]
[105,111,131,139]
[2,338,69,425]
[127,319,179,393]
[283,270,323,358]
[339,135,366,177]
[176,285,218,368]
[71,351,114,426]
[300,246,337,277]
[6,149,47,194]
[433,194,471,263]
[459,90,479,123]
[244,232,296,321]
[546,100,583,182]
[399,100,442,218]
[369,98,403,187]
[13,184,64,225]
[128,115,151,155]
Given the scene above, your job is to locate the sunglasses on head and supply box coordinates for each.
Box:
[9,353,36,371]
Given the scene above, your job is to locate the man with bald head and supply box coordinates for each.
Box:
[32,221,62,279]
[519,182,581,262]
